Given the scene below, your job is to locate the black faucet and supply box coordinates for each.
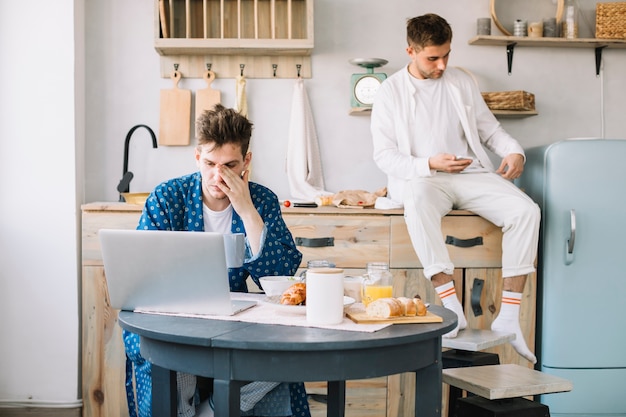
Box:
[117,124,158,201]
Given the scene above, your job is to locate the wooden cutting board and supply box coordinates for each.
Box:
[346,309,443,324]
[159,70,191,146]
[195,70,221,122]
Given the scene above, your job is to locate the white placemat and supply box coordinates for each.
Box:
[135,293,390,333]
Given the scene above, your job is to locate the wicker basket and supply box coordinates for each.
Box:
[481,91,535,111]
[596,2,626,39]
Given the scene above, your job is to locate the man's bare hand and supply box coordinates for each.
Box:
[217,166,254,215]
[429,153,473,173]
[496,153,525,180]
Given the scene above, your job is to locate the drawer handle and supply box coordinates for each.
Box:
[295,237,334,247]
[445,235,483,248]
[471,278,484,317]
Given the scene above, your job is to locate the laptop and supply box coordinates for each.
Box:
[98,229,257,316]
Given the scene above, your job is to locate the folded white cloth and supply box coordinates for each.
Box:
[374,196,404,209]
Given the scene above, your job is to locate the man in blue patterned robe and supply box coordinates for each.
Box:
[123,104,310,417]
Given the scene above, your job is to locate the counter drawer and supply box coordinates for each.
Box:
[284,215,391,268]
[390,215,502,268]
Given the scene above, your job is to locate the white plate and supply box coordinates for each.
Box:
[262,296,356,314]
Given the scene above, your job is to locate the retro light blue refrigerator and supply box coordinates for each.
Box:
[519,139,626,417]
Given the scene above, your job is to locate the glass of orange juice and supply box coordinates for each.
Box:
[361,262,393,306]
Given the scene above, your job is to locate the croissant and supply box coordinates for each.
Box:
[280,282,306,305]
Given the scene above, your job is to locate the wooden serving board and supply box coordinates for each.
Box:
[346,309,443,324]
[159,70,191,146]
[195,70,221,122]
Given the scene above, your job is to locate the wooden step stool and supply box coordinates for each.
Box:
[442,329,515,414]
[443,364,573,417]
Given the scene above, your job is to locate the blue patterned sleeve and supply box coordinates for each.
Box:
[239,184,303,288]
[136,174,203,231]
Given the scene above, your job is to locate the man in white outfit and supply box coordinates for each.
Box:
[371,13,540,364]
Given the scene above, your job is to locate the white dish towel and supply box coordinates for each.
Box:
[286,78,331,200]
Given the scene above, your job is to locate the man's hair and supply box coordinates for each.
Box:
[196,104,253,156]
[406,13,453,50]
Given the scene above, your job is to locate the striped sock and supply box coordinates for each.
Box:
[435,281,467,338]
[491,291,537,364]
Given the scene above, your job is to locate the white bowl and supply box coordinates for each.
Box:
[259,276,302,296]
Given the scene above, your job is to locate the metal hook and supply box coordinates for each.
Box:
[272,64,278,77]
[240,64,245,77]
[174,63,179,71]
[206,63,212,71]
[296,64,302,78]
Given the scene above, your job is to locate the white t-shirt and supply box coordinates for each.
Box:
[202,203,233,233]
[409,75,484,172]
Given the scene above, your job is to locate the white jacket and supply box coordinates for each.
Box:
[371,66,525,203]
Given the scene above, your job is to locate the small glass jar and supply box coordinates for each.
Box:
[562,0,579,39]
[361,262,393,306]
[299,259,334,279]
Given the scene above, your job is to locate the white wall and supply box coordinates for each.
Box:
[0,0,81,406]
[85,0,626,204]
[1,0,625,407]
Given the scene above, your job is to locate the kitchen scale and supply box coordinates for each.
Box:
[349,58,388,108]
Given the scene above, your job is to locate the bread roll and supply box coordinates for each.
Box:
[366,298,403,318]
[413,297,427,316]
[280,282,306,305]
[396,297,417,317]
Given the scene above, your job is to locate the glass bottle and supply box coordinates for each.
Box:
[562,0,579,39]
[362,262,393,306]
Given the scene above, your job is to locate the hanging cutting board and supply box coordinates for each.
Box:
[159,70,191,146]
[195,70,221,123]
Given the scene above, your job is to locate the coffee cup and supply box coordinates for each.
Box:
[223,233,245,268]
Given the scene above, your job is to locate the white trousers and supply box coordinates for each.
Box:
[403,173,540,279]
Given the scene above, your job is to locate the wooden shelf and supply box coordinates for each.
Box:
[492,110,538,118]
[469,35,626,49]
[155,0,313,78]
[349,107,372,116]
[154,39,313,56]
[469,35,626,76]
[348,107,535,118]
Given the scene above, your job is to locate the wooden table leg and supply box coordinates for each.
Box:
[213,379,243,417]
[326,380,346,417]
[414,361,442,417]
[152,365,177,417]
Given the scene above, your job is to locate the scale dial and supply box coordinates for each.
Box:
[354,75,382,105]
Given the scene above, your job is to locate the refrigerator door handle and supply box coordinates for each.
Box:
[565,209,576,264]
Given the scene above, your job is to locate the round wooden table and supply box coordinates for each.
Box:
[119,305,456,417]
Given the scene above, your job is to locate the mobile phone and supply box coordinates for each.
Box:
[293,202,318,208]
[455,155,472,161]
